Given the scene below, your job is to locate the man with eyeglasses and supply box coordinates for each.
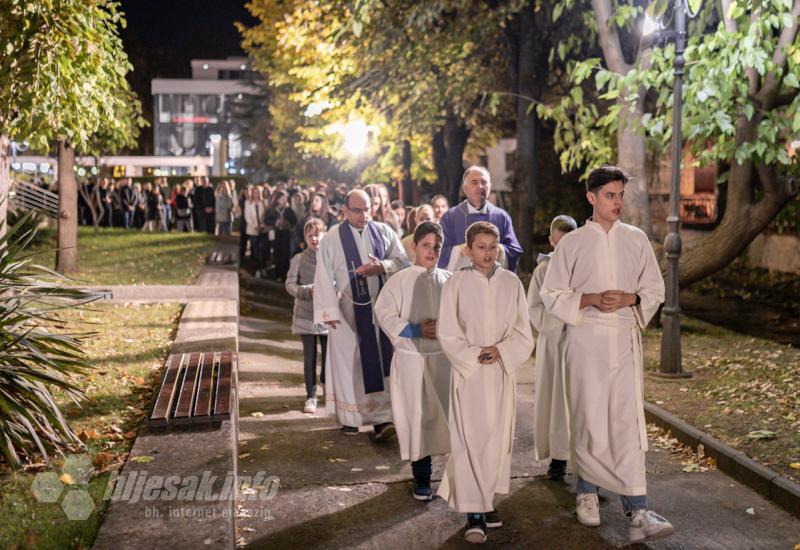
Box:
[314,189,409,438]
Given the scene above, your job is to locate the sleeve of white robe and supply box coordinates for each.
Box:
[374,275,408,343]
[496,277,535,377]
[632,234,665,328]
[379,225,410,274]
[313,238,341,324]
[437,276,483,380]
[527,262,548,335]
[540,238,582,326]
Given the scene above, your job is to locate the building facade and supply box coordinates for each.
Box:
[152,57,263,177]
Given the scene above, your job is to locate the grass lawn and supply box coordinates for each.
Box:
[644,317,800,484]
[0,303,182,549]
[31,226,216,286]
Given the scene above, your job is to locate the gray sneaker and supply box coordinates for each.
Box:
[629,509,675,543]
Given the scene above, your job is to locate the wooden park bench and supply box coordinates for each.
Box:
[149,351,236,428]
[206,250,236,265]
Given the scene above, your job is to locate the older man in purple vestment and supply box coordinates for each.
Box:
[438,166,523,271]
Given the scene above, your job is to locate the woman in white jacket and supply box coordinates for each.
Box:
[244,187,266,277]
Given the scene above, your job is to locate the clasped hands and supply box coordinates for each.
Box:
[479,345,500,365]
[354,254,385,278]
[581,290,637,313]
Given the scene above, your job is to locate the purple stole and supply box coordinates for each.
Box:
[339,221,394,394]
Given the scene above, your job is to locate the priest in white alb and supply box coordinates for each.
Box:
[539,165,674,545]
[375,221,451,502]
[313,189,409,438]
[437,221,534,544]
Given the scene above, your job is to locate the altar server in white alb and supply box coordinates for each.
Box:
[313,189,409,438]
[539,165,673,544]
[375,221,451,502]
[527,214,577,481]
[437,221,534,544]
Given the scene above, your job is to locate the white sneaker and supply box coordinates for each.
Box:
[629,509,675,543]
[303,397,317,414]
[576,493,601,526]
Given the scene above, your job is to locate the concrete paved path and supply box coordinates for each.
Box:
[235,285,800,550]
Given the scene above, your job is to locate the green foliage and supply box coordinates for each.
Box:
[542,0,800,180]
[0,0,145,154]
[240,0,515,182]
[0,213,93,468]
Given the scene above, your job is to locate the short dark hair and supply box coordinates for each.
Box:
[413,221,443,245]
[586,164,629,192]
[465,221,499,247]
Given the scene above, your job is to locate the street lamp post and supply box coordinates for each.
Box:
[657,0,692,378]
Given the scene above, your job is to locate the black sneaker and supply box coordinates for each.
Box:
[485,510,502,528]
[547,459,567,481]
[373,422,396,440]
[341,425,359,435]
[411,479,433,501]
[464,513,487,544]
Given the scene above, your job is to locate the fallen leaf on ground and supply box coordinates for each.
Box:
[239,453,251,459]
[375,465,390,470]
[93,452,116,468]
[131,455,154,463]
[250,412,264,418]
[350,468,363,472]
[746,430,777,440]
[79,428,102,440]
[790,463,800,470]
[60,473,74,485]
[745,507,755,515]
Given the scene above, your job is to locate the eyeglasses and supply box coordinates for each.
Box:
[345,206,368,215]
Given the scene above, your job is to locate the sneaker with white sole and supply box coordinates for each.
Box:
[576,493,601,526]
[464,513,487,544]
[629,509,675,543]
[303,397,317,413]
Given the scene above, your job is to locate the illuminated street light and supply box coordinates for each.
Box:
[340,119,369,157]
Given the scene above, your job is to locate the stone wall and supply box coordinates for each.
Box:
[747,233,800,274]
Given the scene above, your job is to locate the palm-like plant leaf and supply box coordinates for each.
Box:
[0,212,94,468]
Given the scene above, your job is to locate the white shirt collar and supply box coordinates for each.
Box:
[585,218,621,234]
[466,201,489,214]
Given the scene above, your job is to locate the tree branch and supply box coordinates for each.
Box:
[720,0,738,33]
[591,0,630,74]
[758,0,800,105]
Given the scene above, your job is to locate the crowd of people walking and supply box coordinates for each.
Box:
[75,176,236,235]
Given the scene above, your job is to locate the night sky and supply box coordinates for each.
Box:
[118,0,259,153]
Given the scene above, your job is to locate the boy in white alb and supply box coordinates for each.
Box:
[539,165,674,544]
[375,222,451,501]
[437,221,535,544]
[527,215,577,481]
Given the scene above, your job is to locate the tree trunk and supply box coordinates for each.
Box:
[401,138,414,204]
[56,140,79,274]
[0,135,10,238]
[443,114,470,205]
[432,128,448,196]
[513,0,539,272]
[617,95,652,237]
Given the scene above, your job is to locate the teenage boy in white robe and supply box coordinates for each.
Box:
[437,221,535,544]
[527,214,577,481]
[540,165,673,544]
[375,222,451,501]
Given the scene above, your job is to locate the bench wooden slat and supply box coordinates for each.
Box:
[192,352,215,422]
[212,351,233,421]
[174,352,201,423]
[150,354,183,426]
